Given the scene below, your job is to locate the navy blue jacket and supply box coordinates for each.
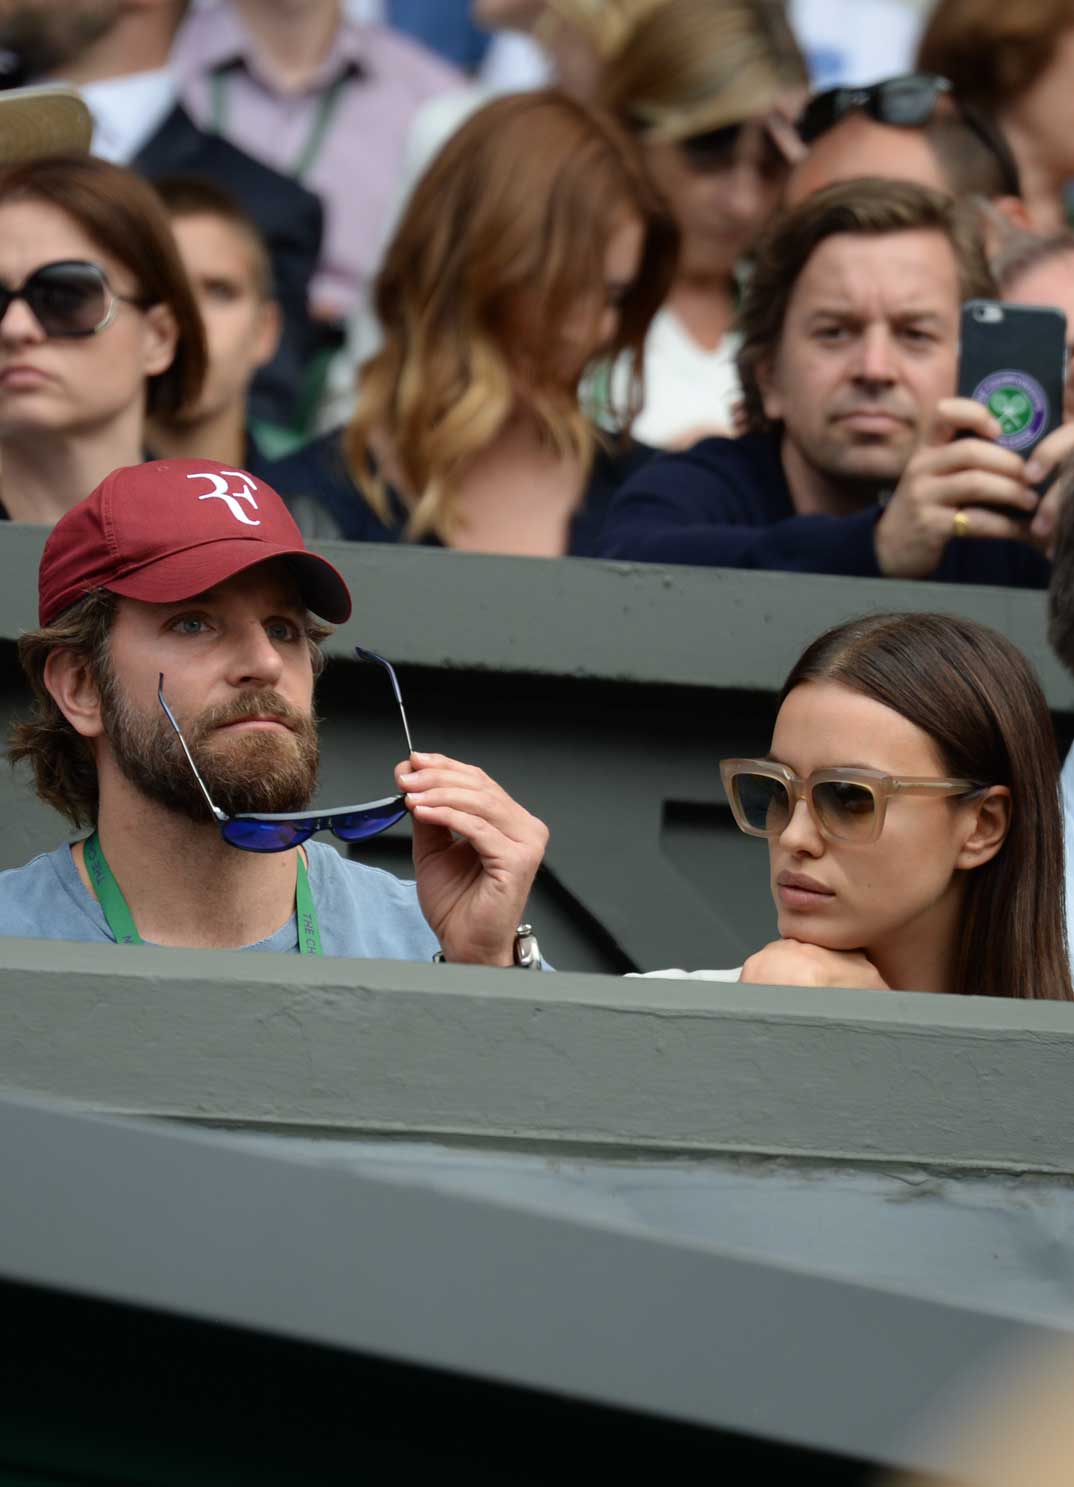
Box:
[597,431,1051,587]
[270,430,657,555]
[135,104,324,431]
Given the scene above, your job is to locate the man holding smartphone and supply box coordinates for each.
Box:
[598,177,1074,585]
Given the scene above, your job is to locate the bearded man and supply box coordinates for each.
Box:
[0,459,547,965]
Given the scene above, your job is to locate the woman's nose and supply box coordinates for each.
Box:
[0,294,44,344]
[777,796,824,854]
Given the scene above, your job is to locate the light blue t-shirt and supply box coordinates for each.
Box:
[0,839,441,960]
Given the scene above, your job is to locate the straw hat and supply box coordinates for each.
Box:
[0,84,92,164]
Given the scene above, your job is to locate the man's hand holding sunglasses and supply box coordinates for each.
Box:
[397,752,549,967]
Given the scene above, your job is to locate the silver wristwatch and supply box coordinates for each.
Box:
[433,923,543,970]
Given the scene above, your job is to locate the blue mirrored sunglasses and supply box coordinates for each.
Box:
[158,647,414,853]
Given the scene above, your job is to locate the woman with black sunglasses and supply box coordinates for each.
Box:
[643,612,1072,1000]
[595,0,807,449]
[0,154,205,524]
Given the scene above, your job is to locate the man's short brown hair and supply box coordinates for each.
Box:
[153,174,275,301]
[736,177,997,435]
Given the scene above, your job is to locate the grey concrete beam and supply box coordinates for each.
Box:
[0,524,1067,704]
[4,938,1074,1173]
[0,1088,1053,1474]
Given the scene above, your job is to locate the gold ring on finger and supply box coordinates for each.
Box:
[952,508,971,539]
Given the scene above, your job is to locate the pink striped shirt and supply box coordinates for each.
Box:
[171,4,464,319]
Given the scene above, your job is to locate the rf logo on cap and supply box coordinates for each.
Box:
[187,468,261,526]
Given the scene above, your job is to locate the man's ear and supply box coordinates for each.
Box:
[141,301,180,379]
[44,649,105,740]
[252,298,282,371]
[956,786,1012,871]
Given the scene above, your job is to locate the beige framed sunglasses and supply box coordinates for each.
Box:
[720,758,985,845]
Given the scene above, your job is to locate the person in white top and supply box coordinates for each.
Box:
[645,612,1072,1001]
[789,0,922,91]
[595,0,808,448]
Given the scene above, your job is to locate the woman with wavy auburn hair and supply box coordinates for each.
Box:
[270,89,676,555]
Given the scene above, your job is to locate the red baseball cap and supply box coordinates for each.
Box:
[38,460,352,626]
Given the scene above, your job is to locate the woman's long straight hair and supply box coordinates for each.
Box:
[780,612,1072,1001]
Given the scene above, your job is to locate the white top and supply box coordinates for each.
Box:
[628,967,742,981]
[607,309,742,449]
[478,30,552,93]
[78,68,178,164]
[789,0,922,88]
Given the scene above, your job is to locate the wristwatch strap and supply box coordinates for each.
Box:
[432,923,543,970]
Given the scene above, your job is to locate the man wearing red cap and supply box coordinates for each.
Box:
[1,459,548,964]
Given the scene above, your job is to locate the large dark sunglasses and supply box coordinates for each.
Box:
[796,73,1021,198]
[158,647,414,853]
[676,120,788,178]
[0,259,144,338]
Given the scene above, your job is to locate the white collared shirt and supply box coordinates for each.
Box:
[77,67,178,164]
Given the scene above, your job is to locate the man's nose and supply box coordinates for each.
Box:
[226,625,286,687]
[777,796,824,855]
[852,325,896,384]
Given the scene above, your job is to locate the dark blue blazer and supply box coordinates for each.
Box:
[135,104,324,430]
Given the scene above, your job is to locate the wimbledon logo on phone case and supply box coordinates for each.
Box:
[971,370,1049,451]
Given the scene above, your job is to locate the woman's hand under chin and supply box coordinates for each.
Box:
[739,939,890,991]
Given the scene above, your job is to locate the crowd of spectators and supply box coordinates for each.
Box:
[3,0,1074,998]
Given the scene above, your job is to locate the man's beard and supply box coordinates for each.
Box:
[100,677,320,826]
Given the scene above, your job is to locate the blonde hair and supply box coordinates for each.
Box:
[543,0,669,59]
[598,0,808,142]
[345,90,676,543]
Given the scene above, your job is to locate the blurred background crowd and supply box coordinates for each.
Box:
[6,0,1074,585]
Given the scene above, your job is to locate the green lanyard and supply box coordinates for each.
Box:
[210,68,350,182]
[83,832,323,955]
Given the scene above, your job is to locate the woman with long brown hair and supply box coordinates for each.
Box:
[270,89,676,555]
[648,612,1071,1000]
[0,154,206,523]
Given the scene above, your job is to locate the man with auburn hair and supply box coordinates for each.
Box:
[148,176,280,477]
[598,178,1074,584]
[0,460,548,963]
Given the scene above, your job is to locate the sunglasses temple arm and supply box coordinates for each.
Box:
[157,675,228,823]
[355,647,415,758]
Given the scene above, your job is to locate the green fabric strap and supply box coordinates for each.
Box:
[294,850,323,956]
[210,68,350,181]
[83,831,322,955]
[84,831,141,945]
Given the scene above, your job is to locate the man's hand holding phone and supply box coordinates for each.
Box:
[875,398,1040,578]
[1023,422,1074,557]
